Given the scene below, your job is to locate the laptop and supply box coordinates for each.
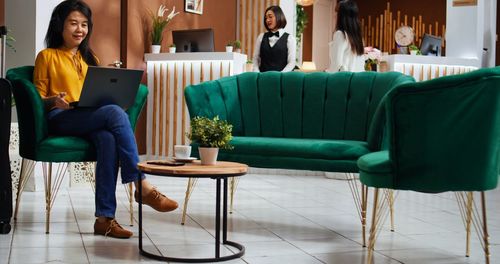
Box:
[74,66,143,110]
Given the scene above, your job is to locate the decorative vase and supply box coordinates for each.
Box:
[169,47,176,53]
[225,46,233,52]
[234,48,241,53]
[151,45,161,54]
[198,147,219,165]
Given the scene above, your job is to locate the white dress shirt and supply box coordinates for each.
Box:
[252,28,296,72]
[326,30,365,72]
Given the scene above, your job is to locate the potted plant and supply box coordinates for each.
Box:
[149,4,179,53]
[225,41,233,52]
[232,40,241,53]
[169,44,176,53]
[409,44,421,55]
[364,46,381,71]
[187,116,233,165]
[245,60,253,72]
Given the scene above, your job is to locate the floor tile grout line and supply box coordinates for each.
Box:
[68,187,92,264]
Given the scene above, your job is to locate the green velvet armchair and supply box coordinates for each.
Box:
[6,66,148,233]
[357,67,500,264]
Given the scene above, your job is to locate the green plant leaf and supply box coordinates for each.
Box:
[186,116,234,150]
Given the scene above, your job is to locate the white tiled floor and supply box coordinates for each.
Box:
[1,171,499,264]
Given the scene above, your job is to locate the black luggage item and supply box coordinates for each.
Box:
[0,25,12,235]
[0,78,12,234]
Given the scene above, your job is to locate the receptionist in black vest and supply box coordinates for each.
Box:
[252,5,296,72]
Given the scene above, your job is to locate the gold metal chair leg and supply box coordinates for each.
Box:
[128,183,134,226]
[13,159,35,220]
[345,172,368,247]
[42,162,68,234]
[361,184,368,247]
[389,190,395,232]
[481,192,490,264]
[465,192,473,257]
[229,176,240,214]
[367,188,380,264]
[44,163,53,234]
[181,177,198,225]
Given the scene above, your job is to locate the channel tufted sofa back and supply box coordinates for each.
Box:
[185,71,414,146]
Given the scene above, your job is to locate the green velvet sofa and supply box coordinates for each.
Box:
[184,71,415,173]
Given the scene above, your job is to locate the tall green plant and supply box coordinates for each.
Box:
[296,5,308,49]
[187,116,233,150]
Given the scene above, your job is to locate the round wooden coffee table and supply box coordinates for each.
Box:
[137,160,248,263]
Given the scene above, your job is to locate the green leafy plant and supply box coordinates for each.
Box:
[6,31,15,52]
[187,116,233,150]
[409,44,422,55]
[232,40,241,49]
[226,41,233,47]
[296,5,308,49]
[149,5,179,45]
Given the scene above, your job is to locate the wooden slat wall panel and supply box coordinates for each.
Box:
[237,0,280,62]
[361,1,446,54]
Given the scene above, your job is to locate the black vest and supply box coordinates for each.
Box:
[259,32,289,72]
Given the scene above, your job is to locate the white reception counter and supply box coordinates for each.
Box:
[385,54,479,81]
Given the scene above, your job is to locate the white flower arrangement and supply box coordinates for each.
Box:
[150,5,179,45]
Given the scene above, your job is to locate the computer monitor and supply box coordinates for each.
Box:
[420,33,442,56]
[172,28,215,52]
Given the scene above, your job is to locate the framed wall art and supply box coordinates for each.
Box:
[185,0,203,15]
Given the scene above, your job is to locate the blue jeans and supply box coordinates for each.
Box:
[47,105,144,218]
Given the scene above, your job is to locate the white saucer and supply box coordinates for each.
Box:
[173,157,197,162]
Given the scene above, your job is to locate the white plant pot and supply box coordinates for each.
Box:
[169,47,176,53]
[151,45,161,54]
[225,46,233,52]
[198,147,219,165]
[410,50,418,55]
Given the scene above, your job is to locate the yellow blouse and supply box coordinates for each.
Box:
[33,48,90,103]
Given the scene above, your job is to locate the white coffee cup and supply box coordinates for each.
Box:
[174,145,192,159]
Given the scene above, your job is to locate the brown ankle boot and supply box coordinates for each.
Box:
[94,218,133,239]
[135,188,178,212]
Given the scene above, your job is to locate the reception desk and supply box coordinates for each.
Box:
[385,55,479,81]
[145,52,247,158]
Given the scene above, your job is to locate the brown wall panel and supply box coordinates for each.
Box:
[127,0,237,71]
[87,0,121,67]
[0,0,4,25]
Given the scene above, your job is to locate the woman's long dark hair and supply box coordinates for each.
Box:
[336,0,364,56]
[45,0,98,66]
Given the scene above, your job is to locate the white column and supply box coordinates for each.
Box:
[313,0,334,71]
[6,0,63,70]
[445,0,493,66]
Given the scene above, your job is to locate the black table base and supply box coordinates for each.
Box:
[138,176,245,262]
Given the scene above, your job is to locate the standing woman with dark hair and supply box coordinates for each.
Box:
[326,0,365,72]
[33,0,178,239]
[252,5,296,72]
